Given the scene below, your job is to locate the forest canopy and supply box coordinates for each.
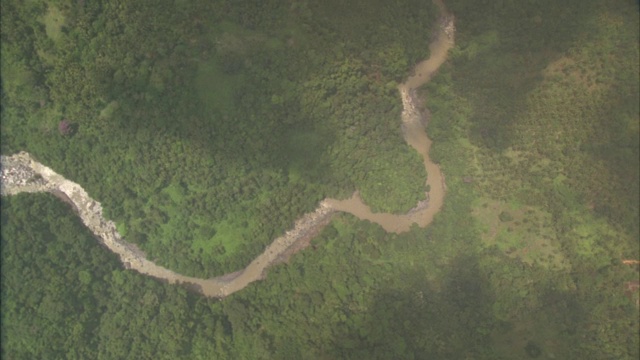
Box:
[1,0,435,277]
[2,0,639,359]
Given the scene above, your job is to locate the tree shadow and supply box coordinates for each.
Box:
[330,254,497,359]
[447,0,602,152]
[325,250,638,359]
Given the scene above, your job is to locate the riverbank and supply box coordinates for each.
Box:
[0,0,454,298]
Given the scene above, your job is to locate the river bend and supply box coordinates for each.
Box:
[0,1,454,298]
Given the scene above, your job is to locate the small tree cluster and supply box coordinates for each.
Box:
[499,211,514,222]
[58,119,72,136]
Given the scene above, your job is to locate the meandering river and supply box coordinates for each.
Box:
[0,0,454,298]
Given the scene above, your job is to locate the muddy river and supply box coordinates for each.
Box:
[0,0,454,298]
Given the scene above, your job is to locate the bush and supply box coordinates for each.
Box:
[499,211,513,222]
[58,119,73,136]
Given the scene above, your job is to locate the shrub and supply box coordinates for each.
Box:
[499,211,513,222]
[58,119,72,136]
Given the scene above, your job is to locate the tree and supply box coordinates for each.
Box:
[499,211,513,222]
[58,119,73,136]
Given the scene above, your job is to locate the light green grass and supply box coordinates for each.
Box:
[99,101,120,121]
[162,181,187,204]
[202,217,249,257]
[490,315,574,360]
[41,5,66,43]
[473,198,568,270]
[116,222,127,237]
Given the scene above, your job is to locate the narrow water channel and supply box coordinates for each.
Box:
[0,0,455,298]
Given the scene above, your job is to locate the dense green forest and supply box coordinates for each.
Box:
[1,0,433,276]
[2,0,639,359]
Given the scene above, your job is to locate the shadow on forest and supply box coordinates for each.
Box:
[103,45,342,191]
[587,67,640,237]
[322,251,615,359]
[90,0,439,191]
[448,0,601,152]
[330,254,497,359]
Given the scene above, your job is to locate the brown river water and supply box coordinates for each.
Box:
[325,0,453,232]
[0,0,454,298]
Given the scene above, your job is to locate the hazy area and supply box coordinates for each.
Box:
[1,0,638,358]
[1,5,452,298]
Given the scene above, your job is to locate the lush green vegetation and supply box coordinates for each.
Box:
[423,0,640,357]
[1,0,434,276]
[1,194,232,359]
[2,0,638,358]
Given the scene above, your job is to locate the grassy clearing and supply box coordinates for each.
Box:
[490,316,572,359]
[425,1,638,356]
[152,181,247,259]
[473,198,567,270]
[99,101,120,121]
[205,217,250,258]
[41,5,66,43]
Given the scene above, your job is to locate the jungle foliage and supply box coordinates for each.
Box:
[1,0,639,359]
[1,0,434,277]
